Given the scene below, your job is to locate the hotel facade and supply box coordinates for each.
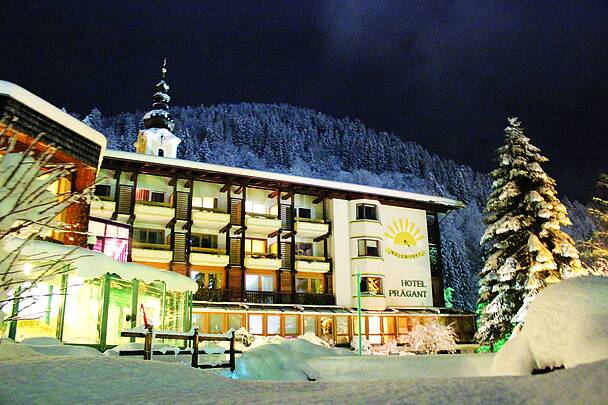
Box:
[1,74,476,349]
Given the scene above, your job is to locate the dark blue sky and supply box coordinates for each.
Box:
[1,1,606,202]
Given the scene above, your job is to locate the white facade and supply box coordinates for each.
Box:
[133,127,181,158]
[331,198,434,311]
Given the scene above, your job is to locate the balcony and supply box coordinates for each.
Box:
[293,293,335,305]
[244,290,281,304]
[244,253,281,270]
[349,220,383,238]
[294,218,329,239]
[135,200,174,224]
[189,247,229,267]
[245,214,281,235]
[295,255,331,273]
[131,242,172,263]
[191,208,230,231]
[90,199,115,220]
[193,288,229,302]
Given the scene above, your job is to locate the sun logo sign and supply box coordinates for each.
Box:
[384,218,427,259]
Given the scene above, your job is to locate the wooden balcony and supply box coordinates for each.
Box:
[193,288,229,302]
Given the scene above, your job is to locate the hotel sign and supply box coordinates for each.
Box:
[383,206,433,307]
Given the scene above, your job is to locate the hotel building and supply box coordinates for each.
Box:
[1,70,476,349]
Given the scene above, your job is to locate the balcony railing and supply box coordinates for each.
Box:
[243,291,336,305]
[193,288,229,302]
[244,290,281,304]
[191,247,227,255]
[132,242,171,250]
[293,293,335,305]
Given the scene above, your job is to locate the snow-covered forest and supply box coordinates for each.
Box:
[82,103,595,311]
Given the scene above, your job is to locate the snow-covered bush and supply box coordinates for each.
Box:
[399,320,457,354]
[350,335,373,354]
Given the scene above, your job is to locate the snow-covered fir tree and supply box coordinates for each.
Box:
[581,174,608,275]
[476,118,586,346]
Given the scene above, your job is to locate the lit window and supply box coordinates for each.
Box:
[357,239,380,257]
[245,239,267,254]
[284,315,298,335]
[245,274,274,291]
[359,276,383,296]
[249,314,263,335]
[296,276,323,294]
[267,316,281,335]
[245,201,267,214]
[356,204,378,221]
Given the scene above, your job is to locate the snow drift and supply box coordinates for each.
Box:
[492,276,608,375]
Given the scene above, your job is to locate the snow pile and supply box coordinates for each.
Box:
[19,336,101,357]
[234,336,353,381]
[0,339,42,361]
[492,276,608,375]
[104,342,183,357]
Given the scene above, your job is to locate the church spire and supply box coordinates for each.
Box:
[143,58,175,131]
[135,58,181,158]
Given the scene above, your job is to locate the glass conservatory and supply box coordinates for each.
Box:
[2,241,196,351]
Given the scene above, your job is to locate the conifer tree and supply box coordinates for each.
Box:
[581,174,608,275]
[476,118,586,347]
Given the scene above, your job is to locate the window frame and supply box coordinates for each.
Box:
[357,238,381,257]
[133,228,165,245]
[355,203,379,221]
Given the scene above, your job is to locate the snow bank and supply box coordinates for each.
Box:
[0,339,42,361]
[104,342,183,357]
[2,353,606,404]
[492,276,608,375]
[19,336,101,357]
[234,337,353,381]
[308,354,495,381]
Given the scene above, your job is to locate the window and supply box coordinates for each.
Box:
[296,242,313,256]
[267,315,281,335]
[245,238,267,254]
[356,203,378,221]
[297,207,312,219]
[191,234,218,249]
[245,201,267,215]
[303,316,317,334]
[245,274,274,292]
[296,276,323,294]
[192,196,217,209]
[133,228,165,245]
[136,189,166,204]
[228,314,244,330]
[360,276,383,296]
[88,221,129,262]
[94,184,111,197]
[284,315,298,335]
[191,271,223,289]
[358,239,380,257]
[249,314,263,335]
[157,149,164,157]
[208,313,224,333]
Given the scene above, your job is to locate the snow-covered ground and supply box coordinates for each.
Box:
[1,276,607,404]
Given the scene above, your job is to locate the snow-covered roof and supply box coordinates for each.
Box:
[13,239,197,293]
[0,80,107,159]
[105,150,464,210]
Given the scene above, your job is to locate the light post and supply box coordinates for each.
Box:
[356,271,362,356]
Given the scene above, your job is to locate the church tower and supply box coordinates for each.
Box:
[134,59,181,158]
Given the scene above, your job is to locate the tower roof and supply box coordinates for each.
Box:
[143,58,175,131]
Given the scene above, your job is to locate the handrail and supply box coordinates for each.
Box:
[120,326,236,371]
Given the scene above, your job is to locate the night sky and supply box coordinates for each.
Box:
[1,1,606,202]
